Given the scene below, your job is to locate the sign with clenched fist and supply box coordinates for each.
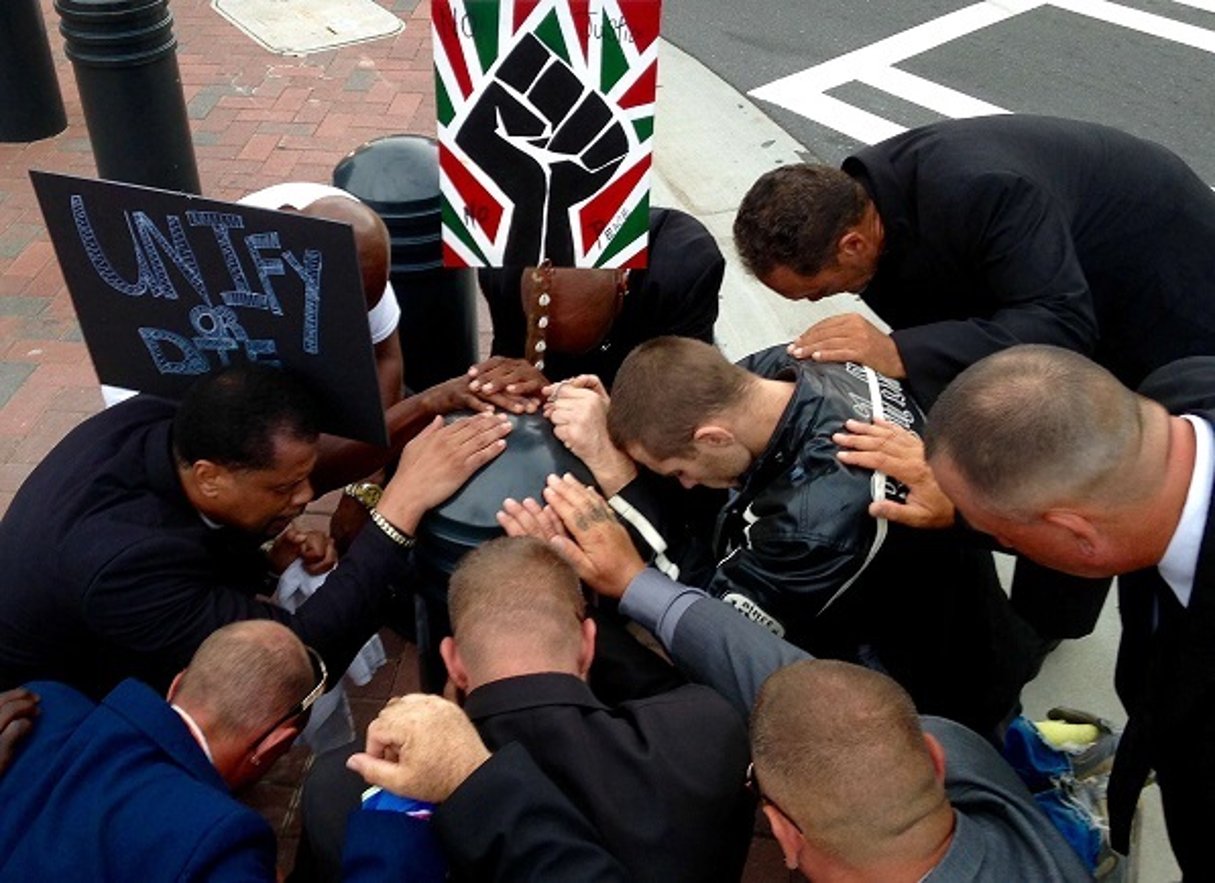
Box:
[434,0,660,268]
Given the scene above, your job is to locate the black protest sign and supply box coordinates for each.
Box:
[31,171,388,445]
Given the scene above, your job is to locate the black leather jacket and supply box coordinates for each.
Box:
[708,347,923,634]
[621,346,1037,734]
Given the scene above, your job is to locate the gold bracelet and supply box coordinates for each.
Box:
[369,508,416,548]
[343,481,383,509]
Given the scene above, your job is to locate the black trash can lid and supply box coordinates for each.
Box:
[416,411,595,576]
[333,134,440,212]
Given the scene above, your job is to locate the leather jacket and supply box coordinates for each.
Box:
[702,346,1037,734]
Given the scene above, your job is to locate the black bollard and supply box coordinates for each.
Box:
[333,135,479,392]
[0,0,68,142]
[55,0,200,194]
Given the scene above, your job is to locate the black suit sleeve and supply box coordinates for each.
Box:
[77,525,406,692]
[478,268,528,359]
[1137,356,1215,414]
[891,173,1099,404]
[633,209,723,346]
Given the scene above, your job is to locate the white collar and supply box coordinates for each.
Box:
[171,704,215,765]
[1158,415,1214,608]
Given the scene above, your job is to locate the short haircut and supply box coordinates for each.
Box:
[173,620,314,740]
[172,364,321,470]
[447,537,587,675]
[750,659,942,864]
[607,336,752,459]
[924,345,1146,517]
[733,164,869,278]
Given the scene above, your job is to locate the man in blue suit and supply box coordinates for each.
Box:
[0,619,320,882]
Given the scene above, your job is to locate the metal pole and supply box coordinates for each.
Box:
[334,135,479,392]
[55,0,200,193]
[0,0,68,142]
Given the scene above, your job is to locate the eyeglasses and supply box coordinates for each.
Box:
[745,761,803,833]
[251,645,328,749]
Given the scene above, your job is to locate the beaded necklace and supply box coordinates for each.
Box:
[525,258,555,371]
[524,261,631,370]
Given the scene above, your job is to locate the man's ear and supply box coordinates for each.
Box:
[190,460,226,499]
[924,732,947,785]
[166,671,186,704]
[440,636,471,693]
[576,618,597,680]
[245,723,301,777]
[837,227,869,261]
[763,803,805,871]
[692,424,735,448]
[1042,509,1100,559]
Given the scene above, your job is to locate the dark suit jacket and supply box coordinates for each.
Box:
[0,679,277,882]
[477,206,724,388]
[461,672,753,883]
[846,115,1215,407]
[1108,358,1215,876]
[0,395,410,698]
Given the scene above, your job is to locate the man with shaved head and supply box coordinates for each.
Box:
[0,620,319,880]
[911,346,1215,877]
[750,660,957,877]
[594,335,1036,737]
[300,537,752,883]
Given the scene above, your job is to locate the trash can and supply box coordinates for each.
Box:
[0,0,67,142]
[333,134,479,393]
[56,0,200,193]
[410,411,594,691]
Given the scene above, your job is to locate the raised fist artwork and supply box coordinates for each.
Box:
[456,34,629,265]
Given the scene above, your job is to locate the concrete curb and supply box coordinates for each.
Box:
[651,39,882,360]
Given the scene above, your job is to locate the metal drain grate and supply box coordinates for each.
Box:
[211,0,404,56]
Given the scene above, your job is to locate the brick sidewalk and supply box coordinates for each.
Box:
[0,0,438,515]
[0,2,790,877]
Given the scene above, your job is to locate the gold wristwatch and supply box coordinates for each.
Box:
[343,481,384,509]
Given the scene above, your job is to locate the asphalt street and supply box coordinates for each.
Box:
[664,0,1215,179]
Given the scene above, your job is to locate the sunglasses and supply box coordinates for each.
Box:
[745,761,803,833]
[251,645,328,748]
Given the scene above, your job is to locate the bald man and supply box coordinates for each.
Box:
[471,207,723,411]
[239,183,403,412]
[0,620,318,880]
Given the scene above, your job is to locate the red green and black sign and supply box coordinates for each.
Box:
[435,0,660,268]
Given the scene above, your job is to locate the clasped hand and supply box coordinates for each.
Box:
[347,694,491,804]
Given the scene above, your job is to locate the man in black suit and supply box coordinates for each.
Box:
[300,536,753,883]
[469,206,724,410]
[735,115,1215,643]
[916,345,1215,876]
[0,364,510,698]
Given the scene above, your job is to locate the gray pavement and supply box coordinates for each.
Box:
[651,37,1181,881]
